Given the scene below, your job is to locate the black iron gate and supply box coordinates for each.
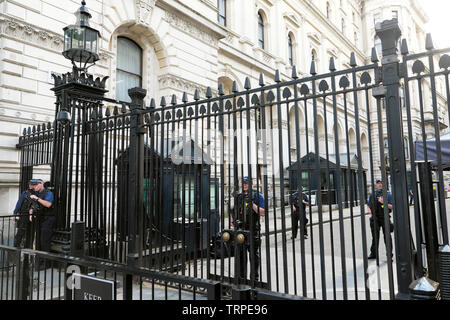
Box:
[13,19,450,300]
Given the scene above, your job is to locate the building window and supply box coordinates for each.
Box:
[288,34,294,66]
[326,2,331,19]
[392,10,398,20]
[404,137,409,159]
[218,0,226,26]
[374,35,382,55]
[341,18,346,35]
[354,32,358,46]
[116,37,143,102]
[258,12,265,49]
[374,13,382,26]
[400,85,405,107]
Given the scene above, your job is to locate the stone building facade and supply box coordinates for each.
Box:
[0,0,441,214]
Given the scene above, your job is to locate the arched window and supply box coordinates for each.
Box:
[218,0,226,26]
[258,12,265,49]
[116,37,143,102]
[288,33,294,66]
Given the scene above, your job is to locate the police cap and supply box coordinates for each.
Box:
[242,176,251,184]
[29,179,44,185]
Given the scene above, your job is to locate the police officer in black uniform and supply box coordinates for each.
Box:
[31,179,55,252]
[13,180,39,248]
[232,176,265,283]
[290,187,310,240]
[367,179,393,260]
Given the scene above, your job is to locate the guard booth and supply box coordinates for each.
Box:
[287,152,366,207]
[115,138,219,268]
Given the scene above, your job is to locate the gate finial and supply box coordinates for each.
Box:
[291,66,298,79]
[329,57,336,71]
[425,33,434,51]
[401,39,409,55]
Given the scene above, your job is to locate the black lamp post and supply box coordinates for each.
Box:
[62,1,100,71]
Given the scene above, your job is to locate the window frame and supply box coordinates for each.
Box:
[258,12,265,49]
[288,33,294,66]
[116,36,143,102]
[218,0,226,26]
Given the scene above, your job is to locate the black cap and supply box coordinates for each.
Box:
[29,179,44,185]
[243,176,250,184]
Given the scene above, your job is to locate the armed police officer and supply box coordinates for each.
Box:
[13,180,39,248]
[367,179,393,260]
[290,187,310,240]
[231,176,265,283]
[32,179,54,252]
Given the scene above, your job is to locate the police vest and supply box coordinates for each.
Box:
[234,191,260,231]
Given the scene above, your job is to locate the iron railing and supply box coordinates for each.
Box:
[10,19,450,300]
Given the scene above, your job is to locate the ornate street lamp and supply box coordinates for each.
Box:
[62,1,100,71]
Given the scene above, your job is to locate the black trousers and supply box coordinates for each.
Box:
[38,216,56,252]
[14,217,34,249]
[370,214,393,258]
[237,237,261,283]
[292,207,308,238]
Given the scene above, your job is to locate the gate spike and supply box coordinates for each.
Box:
[218,83,224,96]
[291,66,298,79]
[149,98,156,109]
[259,73,265,86]
[401,39,409,55]
[194,89,200,101]
[32,125,36,133]
[350,52,357,67]
[206,87,212,98]
[275,70,281,83]
[105,107,111,117]
[23,128,27,135]
[329,57,336,72]
[426,33,434,51]
[160,96,166,107]
[171,94,177,105]
[42,123,46,130]
[37,124,41,132]
[371,47,379,63]
[232,81,238,93]
[310,60,316,75]
[182,92,188,103]
[244,77,251,89]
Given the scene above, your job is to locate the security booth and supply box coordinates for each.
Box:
[115,138,219,265]
[287,152,366,207]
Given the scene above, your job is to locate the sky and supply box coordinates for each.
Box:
[417,0,450,47]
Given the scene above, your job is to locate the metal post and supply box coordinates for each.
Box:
[418,161,440,282]
[127,87,147,269]
[231,285,251,300]
[376,19,414,299]
[70,221,85,257]
[207,282,222,300]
